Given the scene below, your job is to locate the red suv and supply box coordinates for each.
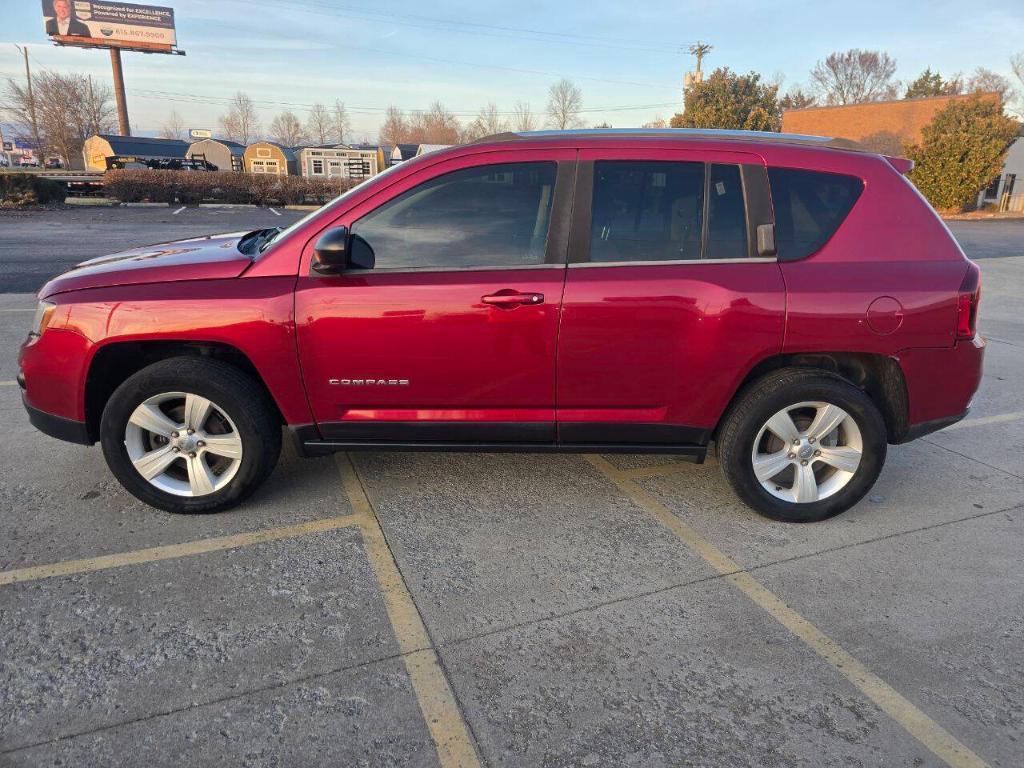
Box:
[18,130,984,522]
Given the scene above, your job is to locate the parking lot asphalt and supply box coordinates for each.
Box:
[0,206,306,293]
[1,209,1022,767]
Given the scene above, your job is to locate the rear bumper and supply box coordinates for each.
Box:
[23,395,92,445]
[899,408,969,443]
[896,336,985,443]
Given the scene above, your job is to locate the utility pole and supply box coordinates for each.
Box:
[109,49,131,136]
[688,41,713,81]
[14,45,42,162]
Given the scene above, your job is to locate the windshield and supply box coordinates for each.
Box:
[252,163,407,258]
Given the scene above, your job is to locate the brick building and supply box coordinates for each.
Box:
[781,93,997,155]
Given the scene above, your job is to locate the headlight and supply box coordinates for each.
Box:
[29,300,57,338]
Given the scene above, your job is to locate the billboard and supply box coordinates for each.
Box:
[42,1,176,50]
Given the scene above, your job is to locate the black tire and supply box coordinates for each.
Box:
[717,368,887,523]
[100,357,281,514]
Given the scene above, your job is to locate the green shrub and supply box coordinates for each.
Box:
[670,67,781,131]
[0,174,68,207]
[102,169,356,205]
[905,95,1020,212]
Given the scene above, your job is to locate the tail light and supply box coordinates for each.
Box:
[955,262,981,340]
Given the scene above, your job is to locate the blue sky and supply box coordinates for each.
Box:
[2,0,1022,140]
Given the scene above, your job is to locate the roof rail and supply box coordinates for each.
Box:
[470,128,868,153]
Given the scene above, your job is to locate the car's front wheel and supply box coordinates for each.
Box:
[100,357,281,513]
[717,368,887,522]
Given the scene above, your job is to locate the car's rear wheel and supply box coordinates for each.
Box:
[100,358,281,513]
[717,368,887,522]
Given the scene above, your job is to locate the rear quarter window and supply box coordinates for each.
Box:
[768,168,863,260]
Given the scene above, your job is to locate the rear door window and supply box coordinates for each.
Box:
[768,168,863,260]
[589,161,752,262]
[705,163,749,260]
[590,161,704,262]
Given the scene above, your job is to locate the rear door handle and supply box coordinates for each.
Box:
[481,291,544,307]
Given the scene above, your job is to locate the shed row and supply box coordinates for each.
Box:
[81,135,387,180]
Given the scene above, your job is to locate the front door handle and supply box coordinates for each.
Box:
[481,291,544,307]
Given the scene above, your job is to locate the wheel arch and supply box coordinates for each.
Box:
[720,352,909,444]
[84,340,284,443]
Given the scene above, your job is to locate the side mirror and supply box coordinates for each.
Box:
[312,226,375,274]
[312,226,350,274]
[756,223,777,257]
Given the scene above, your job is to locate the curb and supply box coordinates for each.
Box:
[64,197,116,206]
[942,214,1024,221]
[110,202,321,210]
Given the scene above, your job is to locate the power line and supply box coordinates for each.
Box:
[229,0,693,55]
[331,41,681,91]
[127,87,677,117]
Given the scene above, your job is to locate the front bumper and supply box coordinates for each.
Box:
[23,393,92,445]
[18,325,94,446]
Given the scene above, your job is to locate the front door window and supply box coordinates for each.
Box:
[352,162,557,270]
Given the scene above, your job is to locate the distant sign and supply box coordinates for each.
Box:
[189,128,212,139]
[42,1,177,51]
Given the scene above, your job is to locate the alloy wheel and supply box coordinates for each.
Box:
[123,391,243,497]
[750,400,863,504]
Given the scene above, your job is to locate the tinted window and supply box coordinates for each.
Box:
[706,164,748,259]
[352,162,556,269]
[768,168,863,260]
[590,161,704,262]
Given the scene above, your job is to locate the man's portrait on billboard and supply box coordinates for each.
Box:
[44,0,90,37]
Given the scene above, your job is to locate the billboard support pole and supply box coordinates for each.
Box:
[109,48,131,137]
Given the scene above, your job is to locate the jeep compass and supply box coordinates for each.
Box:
[18,129,984,522]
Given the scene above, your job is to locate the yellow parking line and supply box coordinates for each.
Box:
[0,514,361,586]
[621,461,699,479]
[944,411,1024,431]
[586,455,989,768]
[0,381,17,387]
[337,454,481,768]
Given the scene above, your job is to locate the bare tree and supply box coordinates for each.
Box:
[1011,53,1024,116]
[1013,53,1024,90]
[332,100,351,144]
[546,79,584,129]
[159,110,186,141]
[780,88,817,110]
[463,102,507,141]
[511,101,537,132]
[3,71,114,168]
[80,76,114,137]
[641,117,667,128]
[965,67,1014,103]
[306,103,331,145]
[407,101,461,144]
[461,118,487,143]
[379,105,409,146]
[379,102,462,146]
[810,50,899,105]
[218,91,260,144]
[269,111,308,147]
